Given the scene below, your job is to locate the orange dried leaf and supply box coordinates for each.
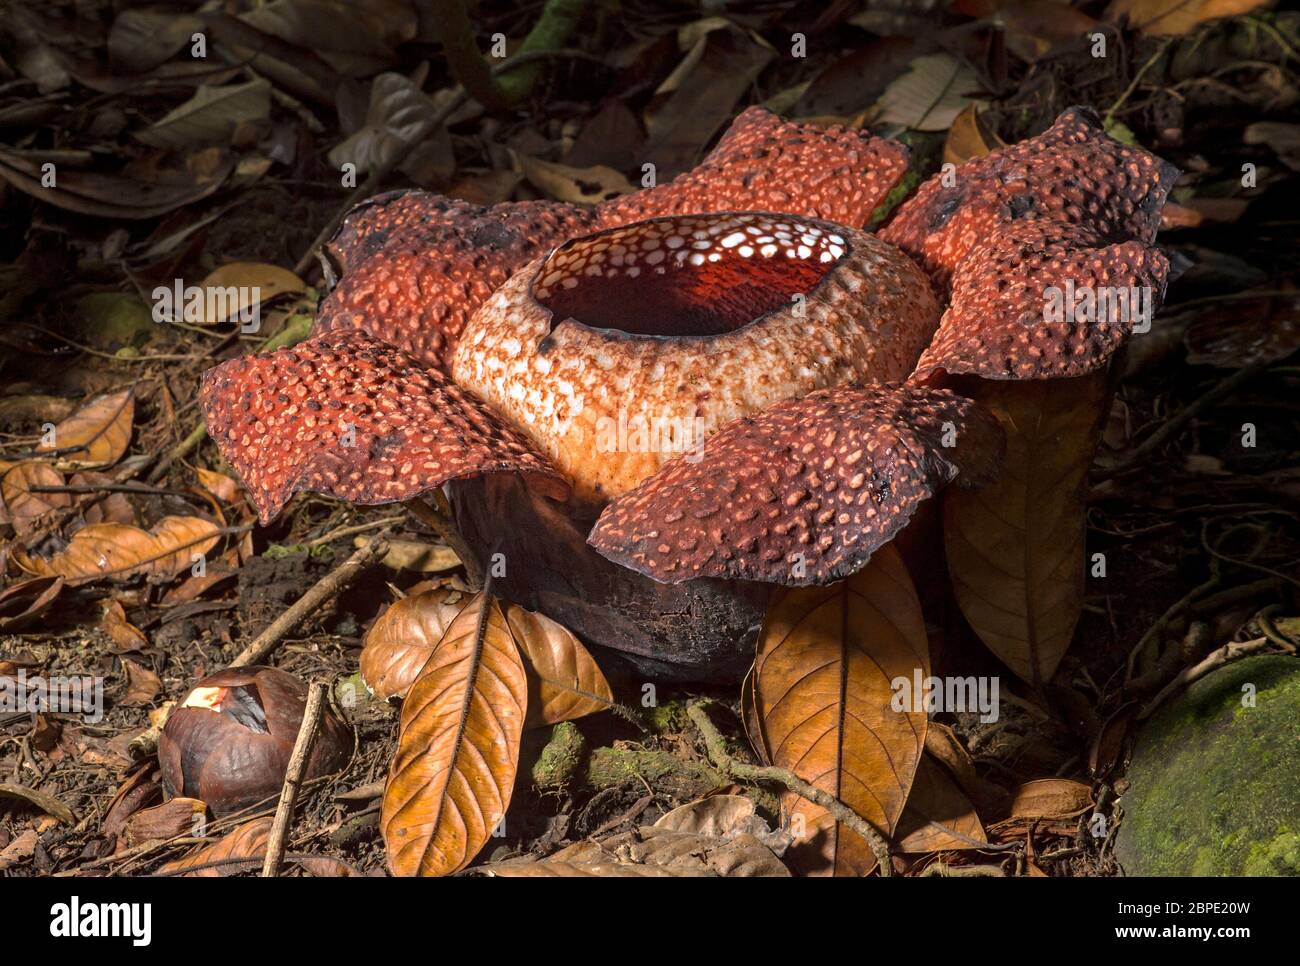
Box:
[755,544,929,876]
[13,515,220,585]
[37,388,134,467]
[381,596,527,877]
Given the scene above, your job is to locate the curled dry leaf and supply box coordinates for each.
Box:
[943,103,1004,167]
[943,373,1107,689]
[0,576,64,632]
[895,756,987,853]
[124,797,206,847]
[195,466,240,503]
[512,152,637,205]
[1104,0,1270,36]
[359,589,468,700]
[381,596,528,877]
[505,603,613,727]
[119,656,162,706]
[12,515,220,585]
[480,824,789,877]
[1,461,70,535]
[160,816,357,877]
[754,544,929,876]
[36,388,134,467]
[1008,778,1093,819]
[101,600,148,651]
[0,782,76,824]
[188,262,305,327]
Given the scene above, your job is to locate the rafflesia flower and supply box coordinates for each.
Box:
[200,107,1175,680]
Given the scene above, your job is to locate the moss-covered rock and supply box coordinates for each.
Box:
[1116,655,1300,876]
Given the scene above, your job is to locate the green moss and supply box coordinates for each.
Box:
[531,721,587,790]
[1116,655,1300,876]
[584,746,721,798]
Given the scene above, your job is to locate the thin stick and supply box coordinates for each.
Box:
[231,531,391,667]
[1139,636,1286,720]
[262,681,328,877]
[686,701,894,877]
[1097,359,1269,480]
[405,494,484,590]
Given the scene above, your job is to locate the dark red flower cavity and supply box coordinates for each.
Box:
[881,107,1179,295]
[533,213,850,339]
[199,330,568,524]
[588,385,1003,586]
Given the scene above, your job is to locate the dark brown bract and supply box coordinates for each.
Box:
[158,666,352,818]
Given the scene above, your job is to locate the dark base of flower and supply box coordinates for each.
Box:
[447,475,770,684]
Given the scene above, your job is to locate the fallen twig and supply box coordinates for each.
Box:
[686,701,894,877]
[263,680,327,877]
[1139,636,1289,720]
[231,531,392,667]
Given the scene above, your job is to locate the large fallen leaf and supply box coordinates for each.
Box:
[125,797,206,847]
[135,79,271,149]
[944,373,1107,689]
[13,516,220,584]
[36,388,133,467]
[1105,0,1270,36]
[359,589,469,700]
[108,9,204,72]
[877,53,978,132]
[895,756,987,852]
[381,596,528,877]
[755,544,929,876]
[505,603,613,727]
[1,462,70,534]
[0,145,233,219]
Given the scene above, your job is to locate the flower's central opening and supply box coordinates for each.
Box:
[532,213,849,338]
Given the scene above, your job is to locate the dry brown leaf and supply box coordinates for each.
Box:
[481,860,714,877]
[654,794,758,837]
[895,756,987,853]
[125,797,205,846]
[119,656,162,706]
[195,467,240,503]
[1105,0,1269,36]
[1009,778,1093,818]
[505,603,613,727]
[944,373,1107,689]
[755,544,929,876]
[943,103,1005,167]
[13,515,220,585]
[36,388,133,467]
[101,600,148,651]
[159,817,268,876]
[0,461,70,534]
[994,1,1098,62]
[0,576,64,632]
[359,589,468,700]
[512,152,636,205]
[497,824,788,877]
[381,596,528,877]
[370,538,460,573]
[0,782,75,824]
[190,262,304,327]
